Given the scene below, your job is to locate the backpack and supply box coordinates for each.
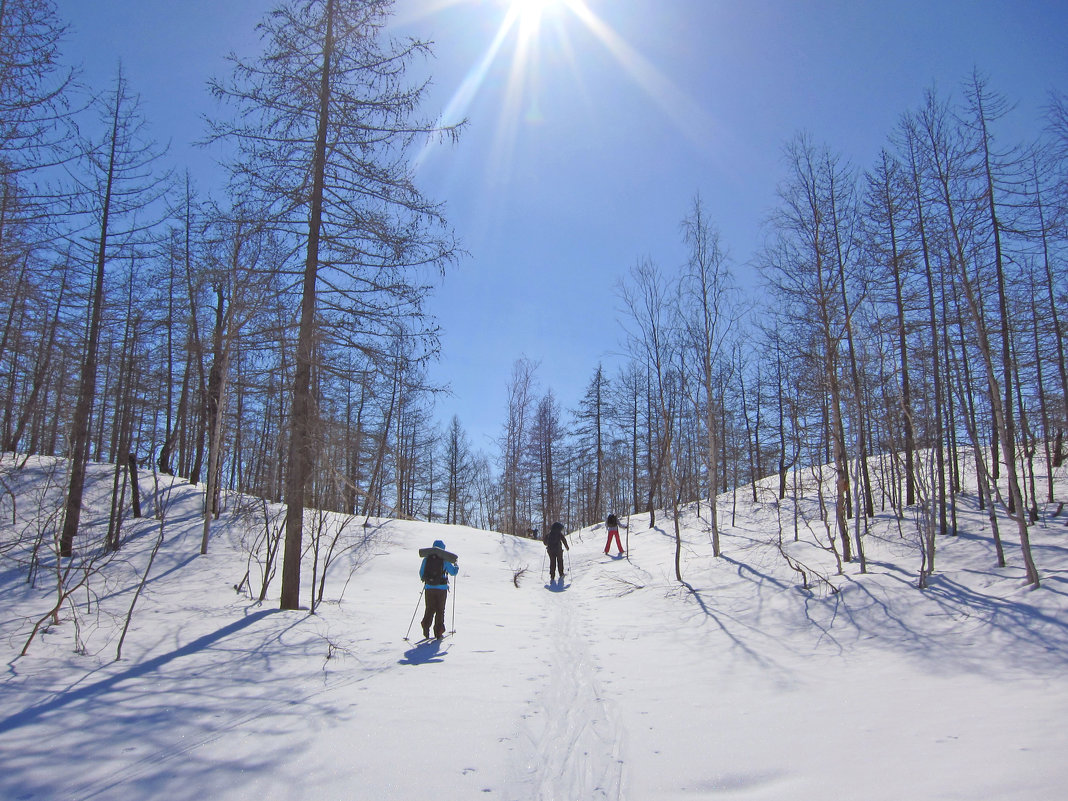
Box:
[544,526,562,550]
[423,554,446,585]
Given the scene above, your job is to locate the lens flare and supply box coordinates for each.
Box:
[411,0,719,176]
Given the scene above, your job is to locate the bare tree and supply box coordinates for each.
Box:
[899,110,950,555]
[914,81,1040,585]
[761,134,856,564]
[499,357,537,535]
[208,0,461,609]
[441,415,472,525]
[864,149,918,507]
[60,69,169,557]
[619,257,682,577]
[531,390,563,526]
[961,73,1040,583]
[679,194,735,556]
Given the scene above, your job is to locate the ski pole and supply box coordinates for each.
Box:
[404,585,425,641]
[566,549,572,577]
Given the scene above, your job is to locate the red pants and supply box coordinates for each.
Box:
[604,528,623,554]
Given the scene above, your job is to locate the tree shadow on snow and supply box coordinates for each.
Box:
[678,576,785,673]
[806,558,1068,674]
[0,608,278,733]
[0,606,348,801]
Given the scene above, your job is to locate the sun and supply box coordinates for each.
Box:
[501,0,571,35]
[508,0,561,20]
[415,0,717,180]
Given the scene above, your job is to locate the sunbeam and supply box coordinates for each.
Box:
[412,0,721,177]
[565,1,723,153]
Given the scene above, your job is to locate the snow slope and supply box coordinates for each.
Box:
[2,455,1067,800]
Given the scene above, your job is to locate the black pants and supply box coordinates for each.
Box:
[421,587,448,638]
[548,549,565,579]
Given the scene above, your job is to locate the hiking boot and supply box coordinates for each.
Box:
[422,626,429,639]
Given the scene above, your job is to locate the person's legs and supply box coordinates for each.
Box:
[549,550,562,580]
[425,588,448,638]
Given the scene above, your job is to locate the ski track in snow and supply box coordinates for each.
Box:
[515,560,626,801]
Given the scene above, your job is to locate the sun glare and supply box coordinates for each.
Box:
[412,0,718,178]
[509,0,560,21]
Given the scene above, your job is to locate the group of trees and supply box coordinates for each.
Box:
[2,0,1065,609]
[1,0,459,609]
[486,74,1067,590]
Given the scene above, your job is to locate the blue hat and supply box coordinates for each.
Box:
[433,539,446,549]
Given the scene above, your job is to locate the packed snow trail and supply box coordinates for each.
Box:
[511,562,627,800]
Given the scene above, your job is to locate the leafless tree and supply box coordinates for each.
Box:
[679,194,736,556]
[59,68,169,557]
[208,0,461,609]
[618,257,685,576]
[498,356,537,535]
[761,134,857,564]
[441,415,473,525]
[531,389,563,526]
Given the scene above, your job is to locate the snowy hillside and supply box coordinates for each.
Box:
[1,455,1067,800]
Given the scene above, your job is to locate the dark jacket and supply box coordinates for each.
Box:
[544,522,569,554]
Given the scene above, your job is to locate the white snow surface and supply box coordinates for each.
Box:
[2,456,1068,800]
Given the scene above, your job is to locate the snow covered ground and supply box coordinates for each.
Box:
[2,455,1068,800]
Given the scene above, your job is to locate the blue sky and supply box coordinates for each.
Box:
[54,0,1068,455]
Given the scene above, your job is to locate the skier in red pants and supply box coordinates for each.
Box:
[604,513,624,556]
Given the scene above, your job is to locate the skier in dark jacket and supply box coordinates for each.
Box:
[544,522,570,582]
[420,539,459,639]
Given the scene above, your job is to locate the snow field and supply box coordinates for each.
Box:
[2,457,1068,799]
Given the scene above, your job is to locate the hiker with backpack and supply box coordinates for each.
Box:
[544,521,570,583]
[603,513,625,556]
[419,539,459,639]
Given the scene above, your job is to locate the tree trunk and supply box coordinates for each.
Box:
[60,87,122,557]
[281,0,335,610]
[6,264,68,452]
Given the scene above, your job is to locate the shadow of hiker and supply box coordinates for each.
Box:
[399,640,448,665]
